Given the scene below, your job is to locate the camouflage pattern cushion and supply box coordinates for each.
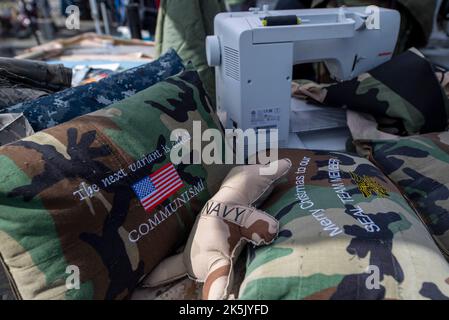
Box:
[239,149,449,300]
[0,67,230,300]
[3,49,185,132]
[293,49,449,135]
[356,132,449,257]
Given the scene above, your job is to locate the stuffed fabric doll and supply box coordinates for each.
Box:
[142,159,292,300]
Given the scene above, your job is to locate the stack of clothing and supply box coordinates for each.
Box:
[0,58,72,110]
[0,58,73,146]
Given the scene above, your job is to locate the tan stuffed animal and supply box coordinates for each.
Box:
[142,159,292,300]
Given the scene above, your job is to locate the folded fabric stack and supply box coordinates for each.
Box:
[0,57,73,110]
[2,49,185,135]
[0,58,74,147]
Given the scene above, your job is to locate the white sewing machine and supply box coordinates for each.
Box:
[206,6,400,148]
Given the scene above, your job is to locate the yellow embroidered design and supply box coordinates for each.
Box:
[350,172,389,198]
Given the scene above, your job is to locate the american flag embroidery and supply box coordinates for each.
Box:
[132,163,184,212]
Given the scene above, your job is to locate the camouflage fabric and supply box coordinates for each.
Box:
[312,0,437,53]
[239,149,449,300]
[394,0,438,50]
[0,113,35,146]
[2,49,185,132]
[155,0,227,104]
[355,131,449,257]
[0,67,231,300]
[293,49,449,136]
[346,110,402,142]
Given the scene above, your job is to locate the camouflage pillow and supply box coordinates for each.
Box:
[0,67,230,300]
[293,49,449,135]
[355,132,449,257]
[239,149,449,300]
